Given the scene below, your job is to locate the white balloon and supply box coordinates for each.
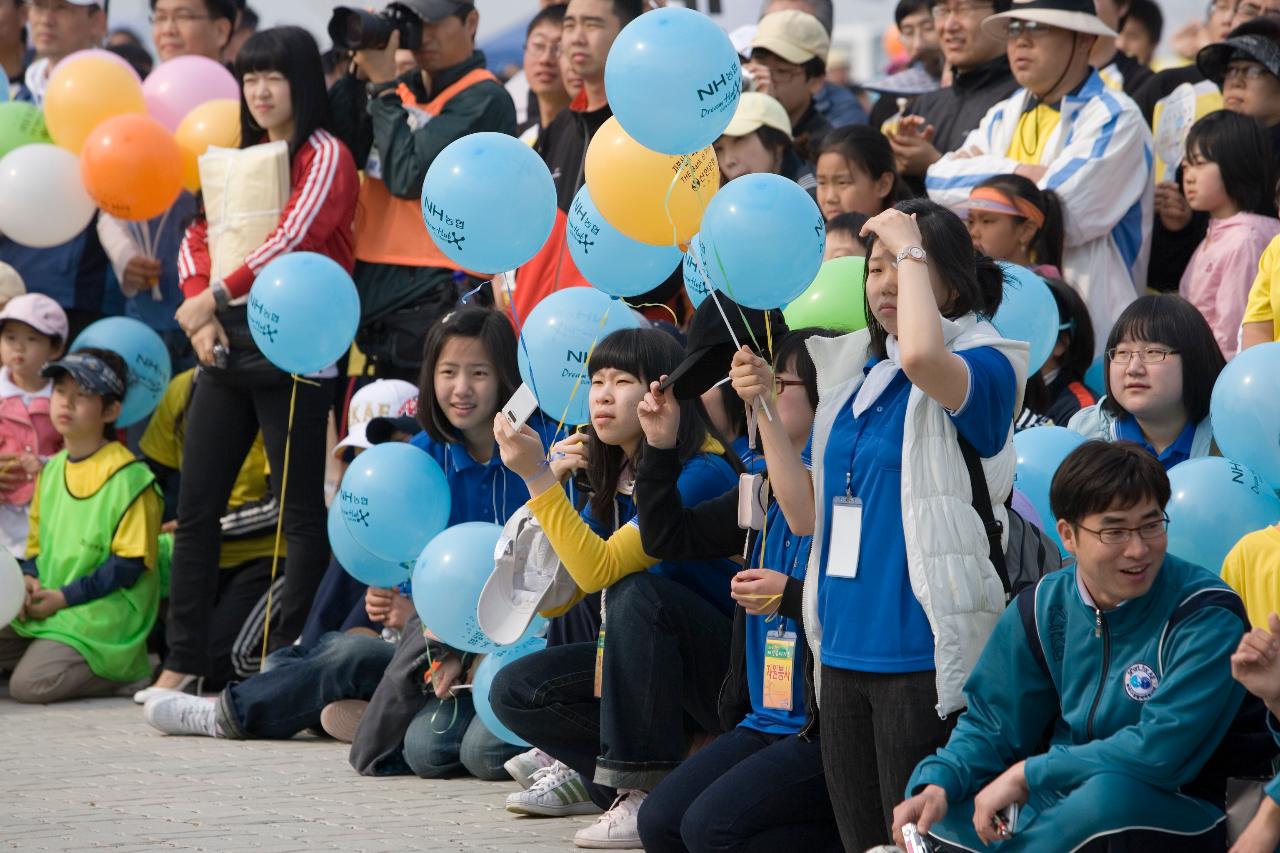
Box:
[0,549,23,626]
[0,144,96,248]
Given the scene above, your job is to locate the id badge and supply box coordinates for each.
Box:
[762,629,797,711]
[593,629,605,698]
[825,496,863,579]
[366,146,384,180]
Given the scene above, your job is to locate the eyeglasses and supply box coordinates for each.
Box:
[773,377,805,396]
[525,39,561,58]
[1207,0,1236,17]
[931,2,994,21]
[1006,20,1058,40]
[1106,346,1178,364]
[1224,63,1270,82]
[149,11,211,26]
[1076,515,1169,546]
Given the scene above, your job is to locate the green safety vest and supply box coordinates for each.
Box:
[12,450,160,682]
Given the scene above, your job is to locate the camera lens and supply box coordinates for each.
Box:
[327,6,394,51]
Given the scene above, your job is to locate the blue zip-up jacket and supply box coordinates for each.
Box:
[909,555,1246,804]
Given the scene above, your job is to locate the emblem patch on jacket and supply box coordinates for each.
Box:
[1123,663,1158,701]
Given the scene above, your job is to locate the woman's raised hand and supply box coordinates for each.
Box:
[729,346,772,405]
[637,378,681,450]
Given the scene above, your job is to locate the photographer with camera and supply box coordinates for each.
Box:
[328,0,515,381]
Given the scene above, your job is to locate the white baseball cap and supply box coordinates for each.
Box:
[477,506,580,645]
[333,379,419,457]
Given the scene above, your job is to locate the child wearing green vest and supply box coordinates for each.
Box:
[0,348,162,704]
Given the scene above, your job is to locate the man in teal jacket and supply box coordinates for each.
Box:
[892,440,1249,852]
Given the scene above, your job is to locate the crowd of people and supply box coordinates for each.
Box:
[4,0,1280,851]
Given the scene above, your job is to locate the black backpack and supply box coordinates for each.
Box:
[957,435,1063,601]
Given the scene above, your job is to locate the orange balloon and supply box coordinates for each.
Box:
[44,56,146,154]
[584,117,719,247]
[175,99,241,193]
[80,115,184,221]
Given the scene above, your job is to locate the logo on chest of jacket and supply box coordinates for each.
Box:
[1123,663,1158,702]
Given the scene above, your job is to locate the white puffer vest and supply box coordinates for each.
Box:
[803,316,1029,717]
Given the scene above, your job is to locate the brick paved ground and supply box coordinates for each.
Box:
[0,695,589,852]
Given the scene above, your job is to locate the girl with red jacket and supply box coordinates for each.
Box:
[146,26,359,698]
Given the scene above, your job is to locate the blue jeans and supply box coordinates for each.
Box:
[637,726,842,853]
[401,693,521,781]
[217,631,394,739]
[490,572,731,805]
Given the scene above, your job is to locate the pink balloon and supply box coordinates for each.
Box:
[57,49,141,84]
[143,55,239,132]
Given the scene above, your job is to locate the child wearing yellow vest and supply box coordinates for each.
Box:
[0,348,162,703]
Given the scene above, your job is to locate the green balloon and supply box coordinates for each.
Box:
[783,255,868,332]
[0,103,53,161]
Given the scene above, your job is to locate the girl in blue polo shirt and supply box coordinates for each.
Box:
[1068,295,1224,470]
[731,199,1025,850]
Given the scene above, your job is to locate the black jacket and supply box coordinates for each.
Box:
[633,446,818,738]
[907,55,1019,156]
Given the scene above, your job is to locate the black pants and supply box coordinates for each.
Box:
[819,665,954,851]
[204,556,276,691]
[490,572,732,806]
[637,726,842,853]
[165,367,333,677]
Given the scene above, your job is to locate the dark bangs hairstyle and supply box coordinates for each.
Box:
[1050,440,1171,526]
[1101,294,1225,425]
[816,126,914,213]
[585,327,738,522]
[894,0,935,26]
[774,327,842,410]
[1184,109,1277,216]
[416,308,520,445]
[234,26,332,158]
[974,173,1066,270]
[863,198,1005,359]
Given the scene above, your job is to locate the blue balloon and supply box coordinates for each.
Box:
[1084,353,1106,396]
[517,287,643,426]
[991,263,1058,374]
[567,186,682,298]
[412,522,546,654]
[1211,342,1280,489]
[604,7,741,155]
[422,132,556,273]
[1013,426,1086,552]
[338,442,451,564]
[682,232,722,309]
[71,316,172,427]
[248,252,359,375]
[0,69,7,103]
[327,502,412,588]
[472,636,547,747]
[1167,457,1280,572]
[699,173,825,310]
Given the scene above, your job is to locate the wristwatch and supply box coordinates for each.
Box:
[210,280,231,312]
[894,245,927,269]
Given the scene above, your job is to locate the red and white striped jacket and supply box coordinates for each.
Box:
[178,128,359,300]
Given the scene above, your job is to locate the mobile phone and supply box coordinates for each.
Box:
[212,342,228,370]
[737,472,770,530]
[902,823,932,853]
[996,803,1020,837]
[501,383,539,432]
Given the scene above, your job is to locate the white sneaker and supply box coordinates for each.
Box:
[505,761,602,817]
[144,693,221,737]
[573,789,646,849]
[133,673,201,705]
[504,747,557,789]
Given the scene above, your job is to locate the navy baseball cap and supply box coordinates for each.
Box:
[42,352,126,397]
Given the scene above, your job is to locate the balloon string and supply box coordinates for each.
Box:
[628,300,678,327]
[258,374,319,669]
[149,208,174,302]
[458,280,487,305]
[500,273,550,442]
[548,304,612,451]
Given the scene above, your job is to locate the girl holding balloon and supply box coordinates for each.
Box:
[1067,294,1224,471]
[145,308,547,784]
[490,327,741,844]
[149,26,358,696]
[730,199,1025,851]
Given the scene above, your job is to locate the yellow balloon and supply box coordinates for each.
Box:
[584,117,719,247]
[175,99,242,193]
[44,57,146,154]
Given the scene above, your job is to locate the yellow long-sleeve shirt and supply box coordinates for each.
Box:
[1221,525,1280,630]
